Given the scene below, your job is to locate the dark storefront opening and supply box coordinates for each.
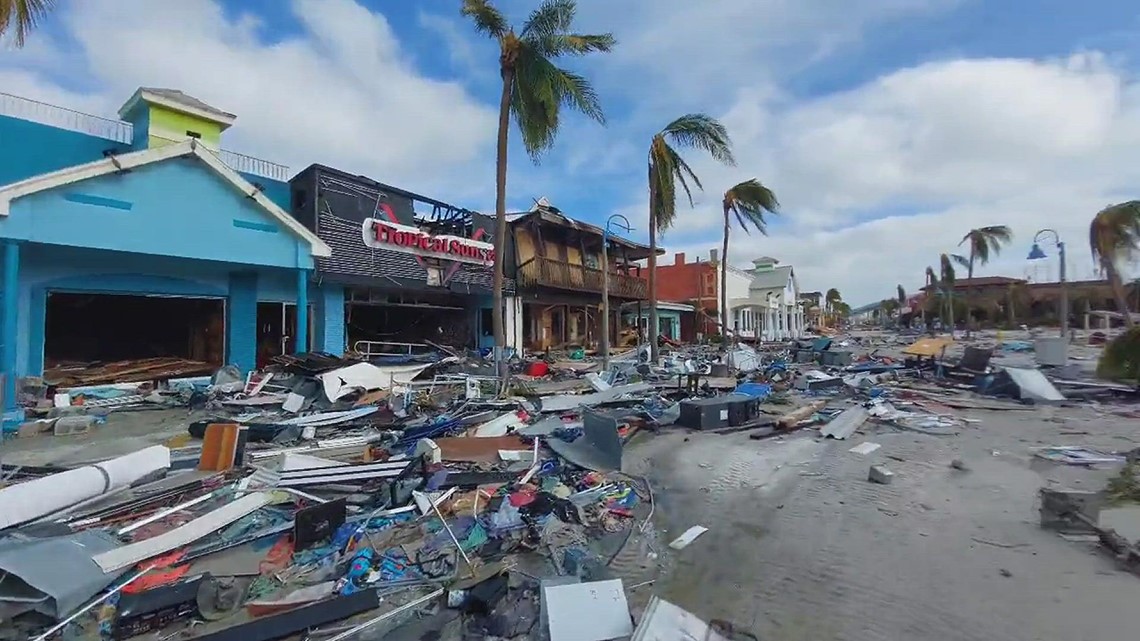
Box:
[43,292,225,369]
[346,288,471,353]
[256,303,312,368]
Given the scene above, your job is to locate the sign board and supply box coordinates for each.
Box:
[361,218,495,267]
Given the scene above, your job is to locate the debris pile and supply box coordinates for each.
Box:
[3,327,1138,638]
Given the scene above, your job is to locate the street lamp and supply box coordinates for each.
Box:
[1028,229,1067,338]
[601,214,633,370]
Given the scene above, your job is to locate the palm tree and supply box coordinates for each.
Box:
[1089,201,1140,329]
[824,288,842,327]
[462,0,614,376]
[0,0,52,46]
[940,253,957,332]
[720,179,778,339]
[958,225,1013,336]
[646,114,735,359]
[924,267,938,329]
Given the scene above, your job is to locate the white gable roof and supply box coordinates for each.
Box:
[0,139,331,258]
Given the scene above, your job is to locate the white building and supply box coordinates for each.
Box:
[729,257,806,341]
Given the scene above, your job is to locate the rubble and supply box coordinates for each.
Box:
[1,326,1137,639]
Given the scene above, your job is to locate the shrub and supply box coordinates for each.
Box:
[1097,326,1140,383]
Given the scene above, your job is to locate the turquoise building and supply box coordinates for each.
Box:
[0,88,337,418]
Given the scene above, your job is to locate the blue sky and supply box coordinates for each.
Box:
[2,0,1139,304]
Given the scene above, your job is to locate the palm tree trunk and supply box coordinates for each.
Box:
[1104,261,1137,329]
[947,288,955,333]
[492,68,513,383]
[648,181,660,360]
[966,250,975,338]
[720,206,730,341]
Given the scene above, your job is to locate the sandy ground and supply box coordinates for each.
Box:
[626,396,1140,640]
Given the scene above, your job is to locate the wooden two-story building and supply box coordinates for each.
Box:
[508,202,654,352]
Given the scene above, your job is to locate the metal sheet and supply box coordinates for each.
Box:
[539,383,652,413]
[1003,367,1066,402]
[820,406,869,440]
[0,530,125,620]
[546,410,622,472]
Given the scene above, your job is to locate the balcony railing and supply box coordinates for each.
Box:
[518,256,648,299]
[0,91,290,181]
[0,91,132,143]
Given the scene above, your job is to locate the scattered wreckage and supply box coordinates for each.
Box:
[0,330,1137,639]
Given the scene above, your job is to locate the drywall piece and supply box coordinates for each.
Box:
[93,492,272,573]
[473,411,526,437]
[848,442,882,455]
[632,596,730,641]
[0,446,170,531]
[319,362,434,402]
[668,525,708,550]
[544,579,632,641]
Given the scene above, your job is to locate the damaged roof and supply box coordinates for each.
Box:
[509,206,660,260]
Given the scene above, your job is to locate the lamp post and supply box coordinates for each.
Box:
[601,214,633,370]
[1028,229,1067,338]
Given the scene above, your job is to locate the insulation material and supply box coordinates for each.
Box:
[0,446,171,531]
[93,492,273,573]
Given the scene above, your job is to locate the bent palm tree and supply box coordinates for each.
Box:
[462,0,614,377]
[647,114,734,359]
[720,179,778,339]
[924,267,938,328]
[940,254,958,331]
[1090,201,1140,329]
[0,0,53,46]
[896,284,907,327]
[959,225,1013,336]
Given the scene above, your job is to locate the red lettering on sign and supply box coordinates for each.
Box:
[368,220,494,263]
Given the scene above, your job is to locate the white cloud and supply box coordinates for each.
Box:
[1,0,497,201]
[4,0,1139,308]
[604,53,1140,305]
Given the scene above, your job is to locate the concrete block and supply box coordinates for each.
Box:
[868,464,894,485]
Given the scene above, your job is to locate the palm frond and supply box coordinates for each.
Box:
[1,0,54,47]
[940,253,957,283]
[531,33,616,57]
[520,0,573,39]
[926,266,939,287]
[460,0,507,38]
[724,179,779,235]
[950,253,970,270]
[662,114,736,166]
[959,225,1013,265]
[897,284,906,303]
[510,44,605,159]
[1090,201,1140,265]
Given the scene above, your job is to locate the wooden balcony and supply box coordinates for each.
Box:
[518,256,647,300]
